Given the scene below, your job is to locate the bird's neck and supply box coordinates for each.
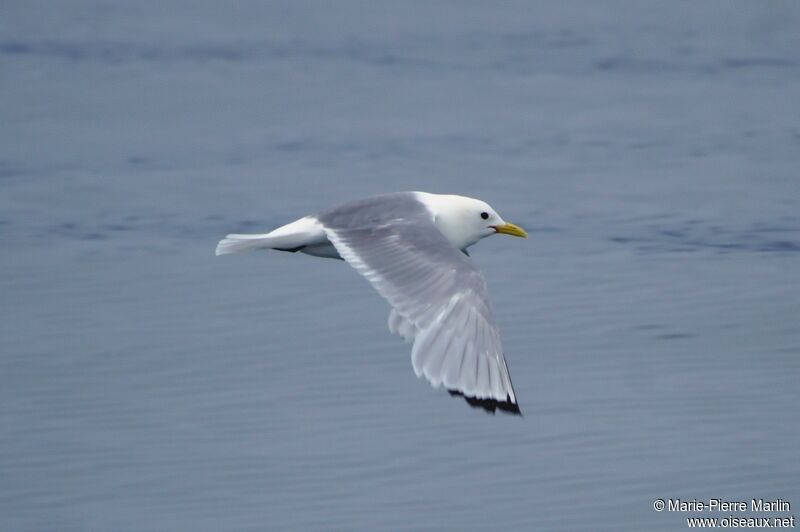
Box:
[414,192,483,251]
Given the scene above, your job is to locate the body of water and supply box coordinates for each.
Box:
[2,1,799,530]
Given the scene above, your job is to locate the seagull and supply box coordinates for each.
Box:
[216,192,527,415]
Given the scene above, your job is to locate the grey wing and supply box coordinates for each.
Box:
[319,196,520,414]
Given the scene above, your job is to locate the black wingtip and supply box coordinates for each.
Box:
[447,389,522,416]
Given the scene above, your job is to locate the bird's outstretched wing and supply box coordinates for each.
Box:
[318,194,520,414]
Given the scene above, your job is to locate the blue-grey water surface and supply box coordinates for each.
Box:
[2,1,799,530]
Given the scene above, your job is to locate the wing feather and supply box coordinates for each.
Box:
[318,194,520,414]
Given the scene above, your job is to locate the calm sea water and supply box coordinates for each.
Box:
[2,1,799,530]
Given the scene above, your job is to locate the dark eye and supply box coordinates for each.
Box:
[480,212,489,220]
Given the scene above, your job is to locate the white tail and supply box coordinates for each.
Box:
[215,216,327,256]
[215,233,275,255]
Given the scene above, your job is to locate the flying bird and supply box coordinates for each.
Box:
[216,192,527,415]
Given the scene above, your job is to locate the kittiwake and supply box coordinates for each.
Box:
[216,191,527,415]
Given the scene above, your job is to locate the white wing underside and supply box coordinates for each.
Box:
[320,215,519,412]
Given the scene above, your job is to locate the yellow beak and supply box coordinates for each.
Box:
[493,222,528,238]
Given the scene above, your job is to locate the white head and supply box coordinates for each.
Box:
[414,192,528,250]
